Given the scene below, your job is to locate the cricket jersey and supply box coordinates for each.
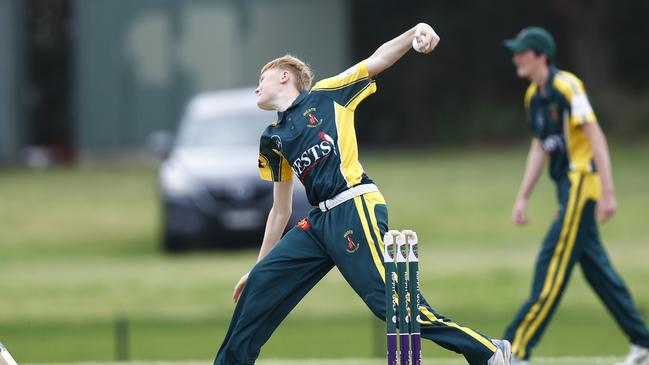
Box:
[524,66,598,181]
[258,61,377,206]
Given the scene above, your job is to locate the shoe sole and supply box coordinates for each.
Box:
[502,340,512,365]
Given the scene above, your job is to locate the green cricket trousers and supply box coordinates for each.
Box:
[214,190,497,364]
[504,171,649,360]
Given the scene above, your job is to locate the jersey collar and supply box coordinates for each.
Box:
[276,91,308,122]
[538,65,558,98]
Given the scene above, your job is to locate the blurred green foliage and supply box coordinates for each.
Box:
[350,1,649,146]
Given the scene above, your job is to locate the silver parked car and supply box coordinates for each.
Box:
[158,88,311,251]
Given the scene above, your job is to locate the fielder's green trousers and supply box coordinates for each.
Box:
[504,171,649,360]
[215,191,497,365]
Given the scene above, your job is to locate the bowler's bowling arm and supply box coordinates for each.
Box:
[257,179,294,262]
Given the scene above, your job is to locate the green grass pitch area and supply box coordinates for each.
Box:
[1,142,648,362]
[23,358,629,365]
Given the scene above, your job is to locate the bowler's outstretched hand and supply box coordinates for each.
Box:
[412,23,440,54]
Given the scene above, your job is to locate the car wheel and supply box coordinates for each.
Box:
[162,230,188,252]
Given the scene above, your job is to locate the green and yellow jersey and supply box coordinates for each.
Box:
[525,66,598,181]
[258,61,377,205]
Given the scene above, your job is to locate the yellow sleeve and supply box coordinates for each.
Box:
[311,61,377,111]
[554,71,598,127]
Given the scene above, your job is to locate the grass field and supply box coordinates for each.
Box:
[26,358,627,365]
[1,142,648,363]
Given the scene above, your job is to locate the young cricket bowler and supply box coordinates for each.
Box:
[213,23,512,365]
[501,26,649,365]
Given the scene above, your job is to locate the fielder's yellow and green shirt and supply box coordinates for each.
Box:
[258,61,376,205]
[525,66,598,181]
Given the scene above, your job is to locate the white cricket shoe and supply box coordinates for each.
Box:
[488,339,512,365]
[512,355,530,365]
[616,344,649,365]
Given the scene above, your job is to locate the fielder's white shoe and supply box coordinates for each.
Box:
[511,355,530,365]
[616,344,649,365]
[488,339,512,365]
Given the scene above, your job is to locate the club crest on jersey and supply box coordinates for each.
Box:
[344,230,359,253]
[296,218,311,231]
[271,135,282,151]
[303,108,323,128]
[291,131,336,178]
[548,103,559,122]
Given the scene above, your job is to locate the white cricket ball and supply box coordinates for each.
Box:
[412,36,425,53]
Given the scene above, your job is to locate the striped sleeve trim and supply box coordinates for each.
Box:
[274,149,294,181]
[344,80,377,111]
[554,71,597,125]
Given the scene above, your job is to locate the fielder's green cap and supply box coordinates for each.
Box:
[503,26,555,56]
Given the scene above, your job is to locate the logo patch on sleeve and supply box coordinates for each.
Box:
[271,135,282,151]
[548,103,559,122]
[338,65,359,78]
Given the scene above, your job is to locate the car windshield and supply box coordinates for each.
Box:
[176,112,272,149]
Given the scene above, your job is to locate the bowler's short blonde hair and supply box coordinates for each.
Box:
[261,54,314,91]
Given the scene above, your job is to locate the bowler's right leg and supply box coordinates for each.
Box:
[214,225,333,365]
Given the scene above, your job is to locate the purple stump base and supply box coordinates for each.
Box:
[387,334,398,365]
[400,334,410,365]
[411,333,421,365]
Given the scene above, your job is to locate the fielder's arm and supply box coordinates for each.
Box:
[366,23,440,78]
[512,138,546,225]
[582,122,617,222]
[233,179,293,303]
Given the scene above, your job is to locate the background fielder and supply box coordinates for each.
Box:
[501,27,649,365]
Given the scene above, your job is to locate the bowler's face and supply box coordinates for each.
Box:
[512,50,544,79]
[255,68,281,111]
